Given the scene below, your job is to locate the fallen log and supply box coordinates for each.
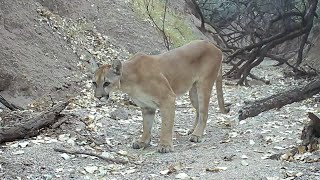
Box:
[0,100,69,143]
[239,78,320,120]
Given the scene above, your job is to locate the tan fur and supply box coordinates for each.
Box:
[92,40,228,153]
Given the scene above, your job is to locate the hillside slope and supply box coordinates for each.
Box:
[0,0,164,108]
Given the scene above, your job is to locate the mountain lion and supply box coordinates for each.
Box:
[91,40,228,153]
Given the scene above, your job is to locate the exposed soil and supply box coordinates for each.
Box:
[0,0,164,108]
[0,0,320,180]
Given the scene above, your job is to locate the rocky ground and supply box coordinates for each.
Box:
[1,0,320,180]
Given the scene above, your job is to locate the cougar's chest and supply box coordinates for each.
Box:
[123,86,158,109]
[131,95,159,109]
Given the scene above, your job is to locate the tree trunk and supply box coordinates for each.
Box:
[239,78,320,120]
[0,101,69,143]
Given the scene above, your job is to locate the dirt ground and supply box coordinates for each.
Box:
[1,0,320,180]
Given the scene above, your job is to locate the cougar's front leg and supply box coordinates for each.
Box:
[158,95,176,153]
[132,107,155,149]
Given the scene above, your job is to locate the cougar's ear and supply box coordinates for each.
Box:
[111,60,122,75]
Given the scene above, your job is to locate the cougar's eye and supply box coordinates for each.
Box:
[103,82,110,87]
[92,82,97,87]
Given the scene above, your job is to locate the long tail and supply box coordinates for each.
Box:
[216,61,228,114]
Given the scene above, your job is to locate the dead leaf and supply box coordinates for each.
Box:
[160,162,184,175]
[175,128,189,136]
[220,138,230,143]
[168,162,183,172]
[117,150,128,156]
[12,150,25,155]
[266,177,281,180]
[273,146,286,150]
[223,154,235,161]
[297,146,306,154]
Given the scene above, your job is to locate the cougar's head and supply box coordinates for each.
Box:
[91,60,122,100]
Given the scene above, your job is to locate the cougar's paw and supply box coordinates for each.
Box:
[157,144,174,153]
[132,140,149,149]
[189,134,203,143]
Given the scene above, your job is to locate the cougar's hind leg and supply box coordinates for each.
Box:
[188,82,199,134]
[189,79,214,142]
[132,107,156,149]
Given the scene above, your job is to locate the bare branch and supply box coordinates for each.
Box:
[144,0,170,50]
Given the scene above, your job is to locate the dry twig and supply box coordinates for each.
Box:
[53,148,129,164]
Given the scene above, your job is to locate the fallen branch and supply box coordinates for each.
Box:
[239,78,320,120]
[0,95,24,111]
[0,101,69,143]
[53,148,128,164]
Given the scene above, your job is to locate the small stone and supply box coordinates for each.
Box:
[229,132,238,138]
[67,139,75,146]
[249,140,255,145]
[241,155,248,159]
[239,120,246,125]
[280,153,290,161]
[175,173,189,179]
[110,108,128,120]
[84,166,98,174]
[43,174,54,180]
[160,169,170,175]
[241,160,249,166]
[60,153,71,160]
[101,151,113,158]
[58,134,70,141]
